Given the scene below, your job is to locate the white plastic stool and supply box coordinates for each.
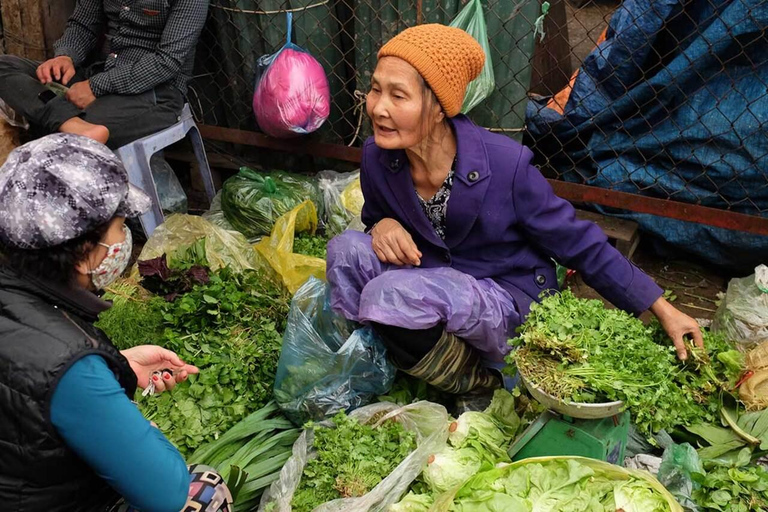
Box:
[116,104,216,236]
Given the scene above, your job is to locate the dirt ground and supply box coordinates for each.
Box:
[568,238,728,325]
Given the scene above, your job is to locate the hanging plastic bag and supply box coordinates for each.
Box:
[221,167,322,240]
[253,12,331,138]
[317,170,363,236]
[149,153,188,214]
[449,0,495,114]
[254,200,327,294]
[259,400,449,512]
[712,264,768,350]
[134,214,270,275]
[273,277,397,426]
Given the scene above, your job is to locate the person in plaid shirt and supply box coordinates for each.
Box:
[0,0,208,149]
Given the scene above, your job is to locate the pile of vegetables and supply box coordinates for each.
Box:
[96,245,290,456]
[693,464,768,511]
[511,291,743,436]
[441,458,678,512]
[290,411,417,511]
[292,233,329,259]
[392,390,538,509]
[189,403,300,512]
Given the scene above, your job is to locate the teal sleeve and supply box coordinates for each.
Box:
[50,355,189,512]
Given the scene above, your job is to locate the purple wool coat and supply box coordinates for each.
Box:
[359,115,663,319]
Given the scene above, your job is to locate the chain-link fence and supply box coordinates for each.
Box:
[189,0,768,249]
[192,0,541,145]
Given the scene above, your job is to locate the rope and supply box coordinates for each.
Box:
[347,90,368,147]
[209,0,329,15]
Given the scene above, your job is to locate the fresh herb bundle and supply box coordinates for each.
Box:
[97,249,291,456]
[95,279,166,349]
[510,290,742,437]
[140,266,290,455]
[293,233,329,259]
[291,412,416,512]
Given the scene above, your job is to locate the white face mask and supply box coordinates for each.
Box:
[88,225,133,289]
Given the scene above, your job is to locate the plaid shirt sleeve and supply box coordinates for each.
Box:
[53,0,105,67]
[89,0,208,97]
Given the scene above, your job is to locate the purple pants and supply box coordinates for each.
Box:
[326,231,520,362]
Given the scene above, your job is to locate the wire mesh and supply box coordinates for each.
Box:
[189,0,768,226]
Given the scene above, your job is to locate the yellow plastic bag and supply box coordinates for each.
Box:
[254,200,326,294]
[340,177,363,215]
[133,214,269,275]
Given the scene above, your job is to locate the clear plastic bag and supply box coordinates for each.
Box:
[317,170,363,236]
[0,97,28,129]
[259,401,449,512]
[254,201,327,294]
[273,277,396,425]
[221,167,322,240]
[712,264,768,350]
[449,0,495,114]
[253,12,330,138]
[134,214,270,275]
[201,191,238,232]
[149,153,188,214]
[657,443,704,512]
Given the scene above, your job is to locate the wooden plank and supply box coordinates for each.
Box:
[2,0,25,57]
[530,0,573,96]
[1,0,47,60]
[575,208,640,258]
[575,209,638,242]
[40,0,76,58]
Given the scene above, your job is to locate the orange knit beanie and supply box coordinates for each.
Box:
[378,24,485,118]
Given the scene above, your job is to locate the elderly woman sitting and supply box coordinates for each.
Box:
[326,24,703,407]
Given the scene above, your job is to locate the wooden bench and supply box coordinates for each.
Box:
[575,209,641,259]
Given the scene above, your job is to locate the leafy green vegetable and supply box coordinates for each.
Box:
[392,390,533,510]
[422,447,486,494]
[99,257,291,457]
[511,290,741,437]
[692,465,768,511]
[95,279,166,349]
[291,411,416,512]
[614,479,672,512]
[293,233,329,259]
[448,411,511,463]
[388,492,434,512]
[686,401,768,464]
[140,267,289,455]
[451,458,675,512]
[187,403,301,511]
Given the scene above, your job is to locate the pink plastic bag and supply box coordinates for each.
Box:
[252,13,331,138]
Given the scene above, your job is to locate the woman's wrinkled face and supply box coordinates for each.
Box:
[366,57,442,150]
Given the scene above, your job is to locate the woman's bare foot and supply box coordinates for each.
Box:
[59,117,109,145]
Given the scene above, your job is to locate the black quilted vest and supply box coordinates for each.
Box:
[0,267,137,511]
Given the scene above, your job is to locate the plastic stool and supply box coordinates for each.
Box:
[116,103,216,236]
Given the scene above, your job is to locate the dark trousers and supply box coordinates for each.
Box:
[0,55,184,149]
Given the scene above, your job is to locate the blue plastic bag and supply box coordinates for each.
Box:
[274,277,396,425]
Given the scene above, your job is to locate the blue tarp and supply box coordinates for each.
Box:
[527,0,768,271]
